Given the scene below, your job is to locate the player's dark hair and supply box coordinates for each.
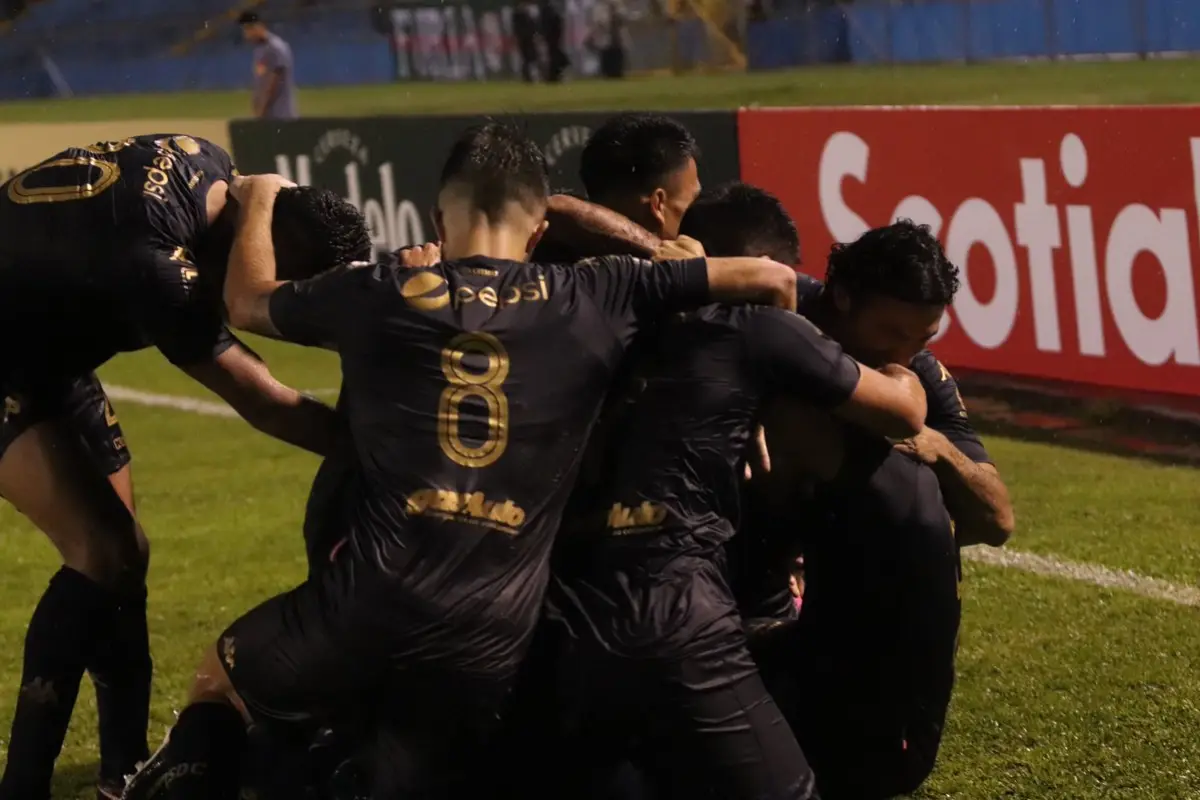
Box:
[271,186,373,280]
[439,121,549,223]
[579,113,700,200]
[825,220,960,306]
[678,182,800,265]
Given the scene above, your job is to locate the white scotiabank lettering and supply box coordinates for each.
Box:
[274,154,426,258]
[817,130,1200,368]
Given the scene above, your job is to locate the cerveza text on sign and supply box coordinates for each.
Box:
[273,128,426,259]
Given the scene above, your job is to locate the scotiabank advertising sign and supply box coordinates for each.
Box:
[739,107,1200,398]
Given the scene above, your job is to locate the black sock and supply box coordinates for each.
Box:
[161,703,247,799]
[89,585,152,782]
[0,568,116,800]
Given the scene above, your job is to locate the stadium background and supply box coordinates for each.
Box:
[2,0,1200,797]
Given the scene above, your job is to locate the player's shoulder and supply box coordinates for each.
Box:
[909,348,955,388]
[795,271,824,304]
[570,253,655,271]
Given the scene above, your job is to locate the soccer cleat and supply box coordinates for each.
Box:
[120,729,185,800]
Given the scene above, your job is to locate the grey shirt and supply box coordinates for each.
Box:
[253,32,297,120]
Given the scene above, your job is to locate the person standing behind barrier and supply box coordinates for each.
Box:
[240,11,298,120]
[540,0,569,81]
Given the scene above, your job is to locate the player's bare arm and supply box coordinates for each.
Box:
[224,174,295,337]
[704,258,797,310]
[544,193,662,257]
[832,362,927,440]
[895,430,1015,547]
[180,346,340,457]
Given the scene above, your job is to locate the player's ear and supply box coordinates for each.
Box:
[431,206,446,244]
[648,187,668,228]
[832,285,853,315]
[525,220,550,261]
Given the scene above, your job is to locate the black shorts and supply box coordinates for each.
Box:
[217,547,514,797]
[751,549,960,799]
[518,560,817,800]
[0,371,131,475]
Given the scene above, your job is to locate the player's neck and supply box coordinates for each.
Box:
[442,226,531,263]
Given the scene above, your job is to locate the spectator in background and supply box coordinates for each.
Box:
[239,11,297,120]
[590,0,629,79]
[513,2,541,82]
[539,0,569,82]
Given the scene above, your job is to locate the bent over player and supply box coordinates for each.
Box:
[680,185,1013,798]
[0,134,369,800]
[122,122,799,800]
[522,248,928,799]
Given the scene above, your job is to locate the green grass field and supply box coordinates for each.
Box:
[1,61,1200,798]
[2,341,1198,799]
[2,60,1200,122]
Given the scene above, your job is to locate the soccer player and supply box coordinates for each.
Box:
[0,134,370,800]
[682,184,1014,799]
[532,112,696,263]
[518,234,932,798]
[121,121,800,800]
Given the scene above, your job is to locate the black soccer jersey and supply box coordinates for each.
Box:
[731,275,990,621]
[0,134,237,383]
[266,253,710,673]
[546,303,859,664]
[566,304,860,560]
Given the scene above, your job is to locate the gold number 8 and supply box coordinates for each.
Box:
[437,332,510,468]
[7,156,121,205]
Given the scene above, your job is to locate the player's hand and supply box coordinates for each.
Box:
[653,235,706,261]
[893,426,948,466]
[228,173,296,205]
[395,242,442,268]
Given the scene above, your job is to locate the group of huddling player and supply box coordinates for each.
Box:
[0,112,1014,800]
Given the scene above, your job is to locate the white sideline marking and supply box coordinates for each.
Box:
[105,384,1200,608]
[105,385,239,418]
[961,546,1200,608]
[104,385,338,418]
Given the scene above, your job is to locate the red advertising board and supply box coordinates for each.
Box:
[738,106,1200,398]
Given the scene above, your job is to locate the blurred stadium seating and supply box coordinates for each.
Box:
[0,0,395,99]
[3,0,1196,100]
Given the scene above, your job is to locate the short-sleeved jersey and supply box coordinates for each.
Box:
[0,134,238,384]
[730,274,984,621]
[547,304,859,658]
[795,273,990,463]
[268,253,709,673]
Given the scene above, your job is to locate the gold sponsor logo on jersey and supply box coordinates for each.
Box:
[141,136,200,204]
[103,399,119,427]
[405,488,526,534]
[453,276,549,310]
[607,501,667,535]
[400,271,451,310]
[399,271,550,312]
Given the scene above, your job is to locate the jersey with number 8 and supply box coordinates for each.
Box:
[267,252,711,673]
